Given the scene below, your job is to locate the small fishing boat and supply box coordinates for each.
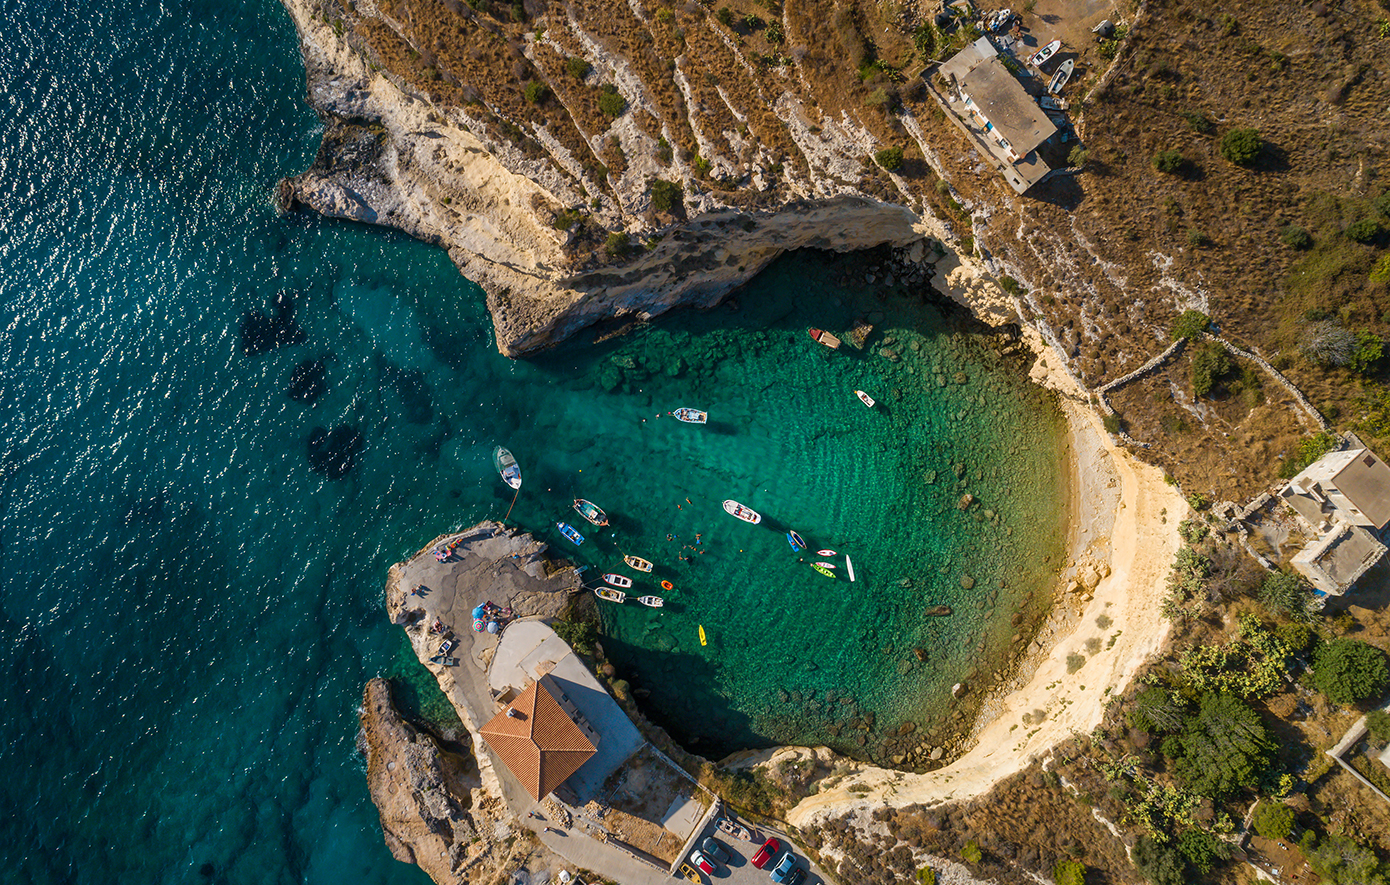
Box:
[811,564,836,579]
[557,522,585,546]
[717,818,754,841]
[787,530,807,552]
[855,389,876,408]
[1048,57,1074,94]
[595,587,626,603]
[722,499,762,524]
[814,561,837,570]
[572,498,609,527]
[698,625,708,646]
[846,554,856,583]
[603,573,633,588]
[808,328,842,350]
[1030,38,1061,68]
[493,446,521,490]
[816,549,837,557]
[670,408,708,424]
[624,555,654,572]
[679,863,701,884]
[638,595,665,607]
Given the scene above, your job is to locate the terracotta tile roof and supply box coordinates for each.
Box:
[479,679,596,800]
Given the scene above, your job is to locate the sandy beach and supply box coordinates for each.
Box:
[786,335,1188,825]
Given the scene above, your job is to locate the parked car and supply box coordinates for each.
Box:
[785,866,806,885]
[770,852,799,883]
[752,837,781,869]
[691,850,716,875]
[701,836,730,863]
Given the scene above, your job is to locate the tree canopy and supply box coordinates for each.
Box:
[1312,639,1389,705]
[1133,835,1188,885]
[1166,692,1275,799]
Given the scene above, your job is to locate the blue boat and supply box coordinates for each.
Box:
[557,522,585,546]
[787,530,806,552]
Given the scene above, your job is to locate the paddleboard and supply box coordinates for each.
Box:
[699,625,707,646]
[847,555,856,583]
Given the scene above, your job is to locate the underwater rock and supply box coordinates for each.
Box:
[287,358,328,403]
[913,647,929,661]
[952,682,968,698]
[239,290,307,356]
[385,365,434,424]
[957,493,975,510]
[925,605,953,617]
[307,425,364,479]
[959,574,975,590]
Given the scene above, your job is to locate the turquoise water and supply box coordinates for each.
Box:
[0,0,1066,881]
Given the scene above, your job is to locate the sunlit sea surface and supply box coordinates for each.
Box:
[0,0,1067,880]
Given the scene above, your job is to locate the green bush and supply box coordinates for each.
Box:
[1178,828,1228,875]
[650,179,682,214]
[522,80,548,104]
[1102,413,1122,434]
[1167,692,1276,799]
[1372,253,1390,284]
[605,231,630,257]
[1171,309,1211,340]
[1054,860,1086,885]
[1305,833,1390,885]
[1132,835,1188,885]
[1281,225,1312,249]
[866,87,890,107]
[1153,150,1185,173]
[1278,431,1338,479]
[1277,622,1316,654]
[1191,341,1232,397]
[1259,570,1313,620]
[1186,228,1210,247]
[552,207,582,231]
[1346,219,1383,243]
[1368,709,1390,742]
[597,84,626,117]
[1129,686,1187,733]
[874,146,904,171]
[1252,802,1295,840]
[915,868,936,885]
[552,618,597,656]
[1220,127,1262,165]
[766,19,784,44]
[717,6,733,26]
[961,841,982,864]
[1181,110,1214,134]
[1351,329,1384,374]
[1313,639,1390,705]
[1067,146,1090,167]
[566,56,591,79]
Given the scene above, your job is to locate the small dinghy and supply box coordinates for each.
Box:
[855,390,876,408]
[816,549,837,557]
[810,564,836,579]
[670,408,708,424]
[808,328,842,350]
[638,595,665,607]
[814,561,837,570]
[846,554,856,583]
[573,498,609,527]
[594,587,626,603]
[557,522,585,546]
[1030,38,1061,68]
[1048,57,1074,94]
[717,818,753,841]
[787,530,807,552]
[699,625,708,646]
[603,573,633,588]
[723,500,762,524]
[493,446,521,489]
[624,555,654,572]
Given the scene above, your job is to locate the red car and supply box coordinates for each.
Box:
[752,836,781,869]
[690,850,716,875]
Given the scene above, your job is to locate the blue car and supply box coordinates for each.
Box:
[770,852,801,883]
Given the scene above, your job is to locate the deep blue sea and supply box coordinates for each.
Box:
[0,0,1067,881]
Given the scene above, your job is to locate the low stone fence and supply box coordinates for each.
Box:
[1201,333,1329,431]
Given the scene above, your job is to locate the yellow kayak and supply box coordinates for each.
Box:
[699,625,707,646]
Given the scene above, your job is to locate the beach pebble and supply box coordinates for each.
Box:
[930,747,944,761]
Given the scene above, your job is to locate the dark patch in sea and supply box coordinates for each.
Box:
[239,290,307,356]
[287,358,328,404]
[383,363,433,424]
[306,425,364,479]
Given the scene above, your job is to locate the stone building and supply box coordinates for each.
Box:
[1280,446,1390,595]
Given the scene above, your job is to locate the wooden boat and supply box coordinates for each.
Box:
[717,818,754,841]
[679,863,701,883]
[624,555,654,572]
[603,573,633,588]
[557,522,585,546]
[808,328,841,350]
[814,561,837,570]
[1048,57,1074,94]
[493,446,521,490]
[572,498,609,527]
[1039,95,1068,111]
[638,595,665,607]
[698,624,708,646]
[786,530,806,552]
[722,499,762,524]
[846,554,856,583]
[855,389,876,408]
[817,549,837,557]
[595,587,626,603]
[811,564,836,579]
[670,408,708,424]
[1030,39,1061,68]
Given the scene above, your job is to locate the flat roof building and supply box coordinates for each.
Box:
[1280,445,1390,595]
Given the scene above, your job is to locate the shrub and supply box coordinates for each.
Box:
[1186,228,1210,247]
[1373,254,1390,284]
[1171,309,1211,340]
[1300,320,1356,366]
[1277,622,1316,654]
[1350,329,1384,374]
[566,56,591,79]
[717,5,733,26]
[1168,692,1276,799]
[1129,686,1187,733]
[1132,835,1188,885]
[605,231,630,257]
[1220,127,1262,165]
[552,618,597,656]
[1259,570,1313,620]
[1252,802,1295,840]
[650,179,682,214]
[1281,225,1312,249]
[1181,110,1214,134]
[1278,432,1338,479]
[916,868,936,885]
[1054,860,1086,885]
[522,80,548,104]
[1067,146,1090,167]
[552,207,582,231]
[1102,413,1122,434]
[1153,150,1184,173]
[766,19,784,44]
[1067,653,1086,673]
[866,87,890,107]
[1178,829,1228,875]
[1346,218,1382,243]
[1312,639,1390,705]
[874,146,904,171]
[597,84,626,117]
[1368,709,1390,742]
[1191,341,1231,397]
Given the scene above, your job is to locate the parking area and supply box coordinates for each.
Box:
[680,810,829,885]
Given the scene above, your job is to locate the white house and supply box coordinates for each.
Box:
[1280,446,1390,595]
